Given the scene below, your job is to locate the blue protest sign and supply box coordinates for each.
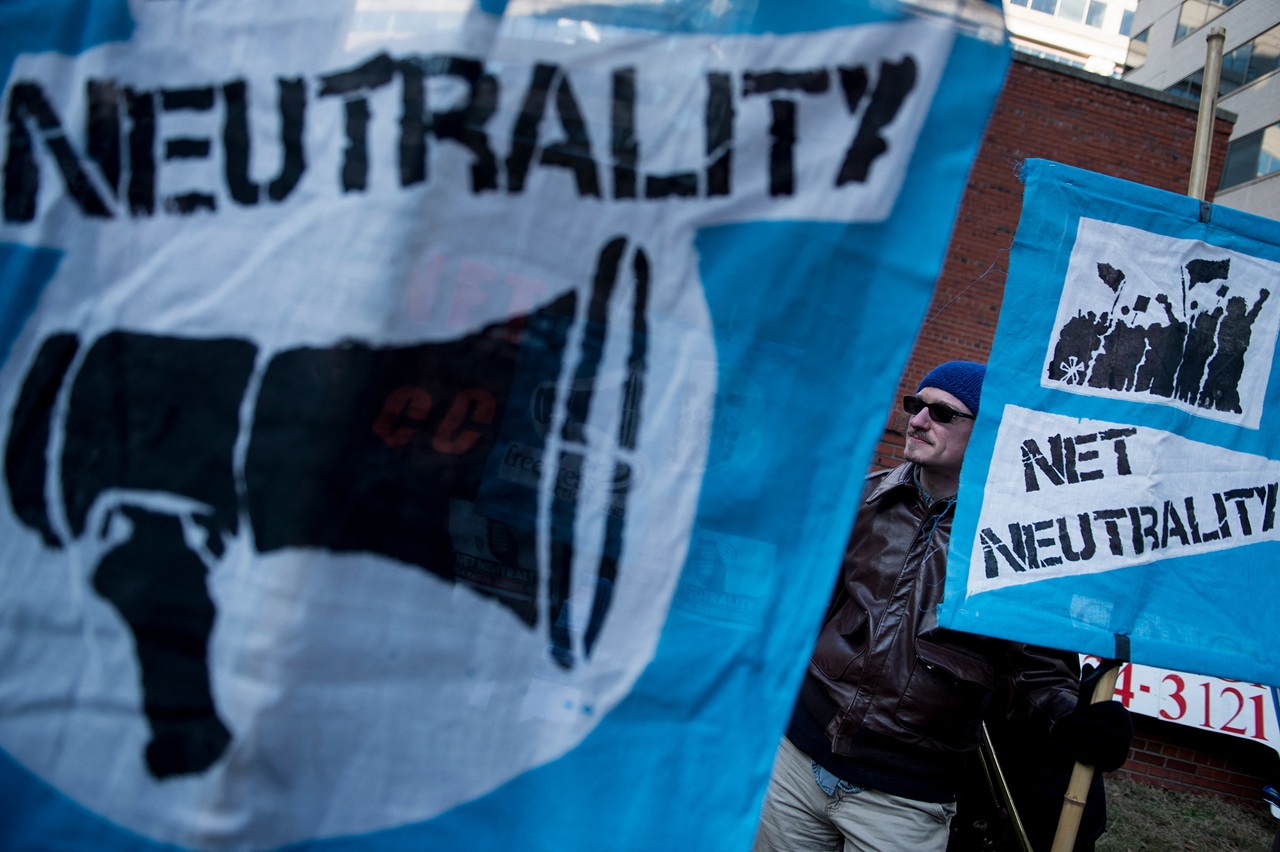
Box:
[0,1,1008,848]
[942,159,1280,688]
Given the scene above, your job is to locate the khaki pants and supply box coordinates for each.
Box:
[752,737,955,852]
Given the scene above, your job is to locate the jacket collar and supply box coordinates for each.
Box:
[866,463,919,505]
[867,463,957,515]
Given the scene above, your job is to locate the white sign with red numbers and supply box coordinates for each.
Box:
[1086,657,1280,755]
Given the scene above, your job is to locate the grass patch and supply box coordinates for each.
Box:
[1097,774,1276,851]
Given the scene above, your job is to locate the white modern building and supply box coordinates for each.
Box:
[1121,0,1280,219]
[1003,0,1138,77]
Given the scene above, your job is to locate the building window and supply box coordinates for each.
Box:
[1175,0,1240,43]
[1007,0,1109,27]
[1219,42,1253,93]
[1167,69,1204,100]
[1219,123,1280,190]
[1243,24,1280,85]
[1058,0,1086,21]
[1125,27,1149,73]
[1085,0,1107,28]
[1119,8,1133,36]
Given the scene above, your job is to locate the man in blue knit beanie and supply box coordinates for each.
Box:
[904,360,985,501]
[754,361,1131,852]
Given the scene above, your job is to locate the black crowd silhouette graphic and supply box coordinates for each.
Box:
[1048,257,1269,416]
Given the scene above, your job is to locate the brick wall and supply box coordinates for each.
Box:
[870,54,1234,471]
[1117,715,1280,807]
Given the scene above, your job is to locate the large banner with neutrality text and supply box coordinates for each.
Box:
[0,0,1010,849]
[941,159,1280,688]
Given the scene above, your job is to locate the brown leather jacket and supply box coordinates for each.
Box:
[805,464,1078,765]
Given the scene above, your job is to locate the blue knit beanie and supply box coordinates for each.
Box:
[917,361,986,417]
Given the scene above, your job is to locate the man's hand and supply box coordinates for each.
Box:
[1052,700,1133,771]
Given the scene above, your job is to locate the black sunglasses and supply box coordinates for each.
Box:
[902,395,974,424]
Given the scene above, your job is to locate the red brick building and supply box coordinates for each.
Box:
[873,55,1280,808]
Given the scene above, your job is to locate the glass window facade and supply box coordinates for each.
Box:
[1167,69,1203,100]
[1125,27,1149,73]
[1165,25,1280,99]
[1175,0,1240,43]
[1220,123,1280,190]
[1246,25,1280,84]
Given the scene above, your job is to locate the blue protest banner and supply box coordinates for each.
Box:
[942,159,1280,689]
[0,1,1008,848]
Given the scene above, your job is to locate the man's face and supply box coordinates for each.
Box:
[903,386,974,478]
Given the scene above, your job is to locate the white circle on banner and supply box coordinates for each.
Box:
[0,222,711,844]
[0,153,714,849]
